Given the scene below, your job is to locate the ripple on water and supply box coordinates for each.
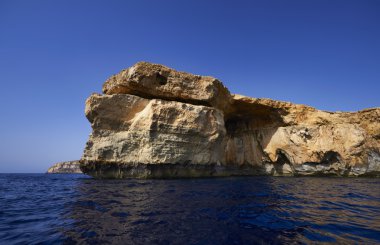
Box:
[0,174,380,244]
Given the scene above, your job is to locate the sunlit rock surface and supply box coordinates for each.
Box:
[102,62,232,112]
[80,62,380,178]
[47,161,82,174]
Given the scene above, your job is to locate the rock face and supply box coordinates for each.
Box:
[47,161,82,174]
[80,62,380,178]
[102,62,232,112]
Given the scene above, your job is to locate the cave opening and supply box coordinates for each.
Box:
[224,99,288,136]
[156,73,168,85]
[321,151,341,165]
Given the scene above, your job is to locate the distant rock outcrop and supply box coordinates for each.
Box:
[80,62,380,178]
[47,161,82,174]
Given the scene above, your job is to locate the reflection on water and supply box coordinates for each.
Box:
[65,177,380,244]
[0,174,380,244]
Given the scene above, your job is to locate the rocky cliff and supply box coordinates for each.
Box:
[80,62,380,178]
[47,161,82,174]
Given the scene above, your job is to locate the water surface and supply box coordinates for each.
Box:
[0,174,380,244]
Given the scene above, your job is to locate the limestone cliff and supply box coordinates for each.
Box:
[80,62,380,178]
[47,161,82,174]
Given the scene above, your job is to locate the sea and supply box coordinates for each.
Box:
[0,174,379,244]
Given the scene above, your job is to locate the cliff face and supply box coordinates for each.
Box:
[80,62,380,178]
[47,161,82,174]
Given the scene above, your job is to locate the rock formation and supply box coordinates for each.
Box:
[47,161,82,174]
[80,62,380,178]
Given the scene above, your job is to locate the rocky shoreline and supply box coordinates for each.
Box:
[79,62,380,178]
[47,161,82,174]
[80,161,380,179]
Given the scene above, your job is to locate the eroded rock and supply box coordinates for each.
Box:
[81,94,226,169]
[47,161,82,174]
[80,62,380,178]
[102,62,232,112]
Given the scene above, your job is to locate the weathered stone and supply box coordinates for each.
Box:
[225,95,380,176]
[80,62,380,178]
[82,93,226,167]
[102,62,232,112]
[47,161,82,174]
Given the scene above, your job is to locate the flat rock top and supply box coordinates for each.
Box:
[102,62,232,112]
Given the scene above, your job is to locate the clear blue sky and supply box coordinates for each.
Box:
[0,0,379,173]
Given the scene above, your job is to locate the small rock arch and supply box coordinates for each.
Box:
[273,149,294,176]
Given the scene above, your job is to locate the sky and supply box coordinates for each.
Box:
[0,0,379,173]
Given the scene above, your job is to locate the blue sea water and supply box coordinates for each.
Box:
[0,174,380,244]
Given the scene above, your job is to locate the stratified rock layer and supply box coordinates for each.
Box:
[82,94,225,166]
[80,62,380,178]
[102,62,232,112]
[47,161,82,174]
